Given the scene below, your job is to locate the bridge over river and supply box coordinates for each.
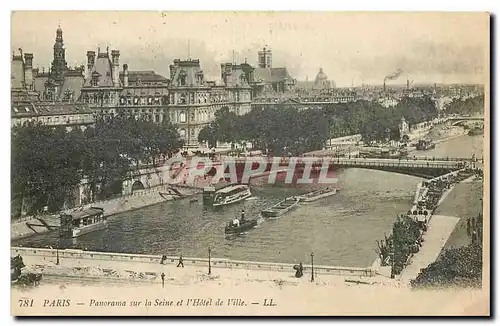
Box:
[123,155,481,194]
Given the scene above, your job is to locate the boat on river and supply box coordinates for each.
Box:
[224,218,258,234]
[213,184,252,207]
[59,207,106,238]
[416,139,436,150]
[261,197,300,218]
[297,187,337,202]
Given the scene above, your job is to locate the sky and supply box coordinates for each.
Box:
[11,11,489,87]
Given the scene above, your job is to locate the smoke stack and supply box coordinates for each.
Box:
[383,78,386,92]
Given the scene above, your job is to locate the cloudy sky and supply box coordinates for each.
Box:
[11,11,489,87]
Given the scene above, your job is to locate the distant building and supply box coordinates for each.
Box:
[251,47,296,97]
[33,27,85,102]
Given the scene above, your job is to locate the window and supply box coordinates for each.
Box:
[127,97,132,105]
[134,97,139,105]
[91,77,98,87]
[148,97,153,105]
[120,97,125,105]
[140,97,146,105]
[179,112,187,123]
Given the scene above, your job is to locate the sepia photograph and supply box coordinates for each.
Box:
[9,11,489,316]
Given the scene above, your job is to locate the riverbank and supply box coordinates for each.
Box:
[372,167,480,281]
[11,184,200,241]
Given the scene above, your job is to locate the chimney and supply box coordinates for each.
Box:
[123,64,129,88]
[23,53,34,90]
[111,50,120,87]
[86,51,96,79]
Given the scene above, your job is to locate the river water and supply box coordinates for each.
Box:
[13,135,484,268]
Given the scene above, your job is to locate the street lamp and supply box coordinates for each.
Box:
[208,246,212,275]
[310,252,314,282]
[56,240,60,265]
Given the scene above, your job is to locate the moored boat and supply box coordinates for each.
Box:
[213,184,252,207]
[415,139,436,150]
[59,207,106,238]
[261,197,300,218]
[297,187,337,202]
[224,219,258,234]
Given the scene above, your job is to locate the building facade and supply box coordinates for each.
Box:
[12,101,93,131]
[167,59,252,147]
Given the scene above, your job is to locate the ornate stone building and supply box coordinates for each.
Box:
[33,27,85,102]
[167,59,252,147]
[78,48,170,122]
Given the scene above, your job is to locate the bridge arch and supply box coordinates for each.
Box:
[131,180,145,193]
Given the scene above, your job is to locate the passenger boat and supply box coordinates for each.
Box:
[213,184,252,207]
[416,139,436,150]
[297,187,337,202]
[261,197,300,218]
[59,207,107,238]
[224,218,258,235]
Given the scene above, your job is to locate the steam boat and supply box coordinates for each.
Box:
[213,184,252,207]
[224,218,258,234]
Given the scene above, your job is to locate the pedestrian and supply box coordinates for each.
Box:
[160,255,167,265]
[177,254,184,268]
[466,218,471,236]
[161,272,165,288]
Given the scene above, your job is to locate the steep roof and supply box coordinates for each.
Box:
[84,55,115,87]
[60,75,85,100]
[12,102,92,117]
[253,67,293,84]
[119,70,169,85]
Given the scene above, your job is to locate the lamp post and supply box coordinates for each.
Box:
[208,246,212,275]
[310,252,314,282]
[56,239,60,265]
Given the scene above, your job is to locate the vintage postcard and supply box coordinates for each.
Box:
[10,11,489,316]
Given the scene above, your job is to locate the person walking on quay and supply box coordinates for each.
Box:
[161,272,165,288]
[466,218,471,236]
[177,254,184,268]
[161,255,167,265]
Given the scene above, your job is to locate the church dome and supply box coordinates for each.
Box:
[315,68,328,83]
[314,68,332,89]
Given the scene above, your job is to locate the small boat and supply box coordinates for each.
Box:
[297,187,337,202]
[189,198,199,203]
[416,139,436,150]
[224,219,258,234]
[213,184,252,207]
[261,197,300,218]
[59,207,107,238]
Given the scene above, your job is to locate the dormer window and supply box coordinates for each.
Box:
[178,70,187,86]
[196,70,204,84]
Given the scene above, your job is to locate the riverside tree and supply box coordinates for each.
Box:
[11,116,184,216]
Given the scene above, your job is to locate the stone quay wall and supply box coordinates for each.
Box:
[11,247,377,278]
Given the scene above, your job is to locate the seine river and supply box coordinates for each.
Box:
[13,135,483,267]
